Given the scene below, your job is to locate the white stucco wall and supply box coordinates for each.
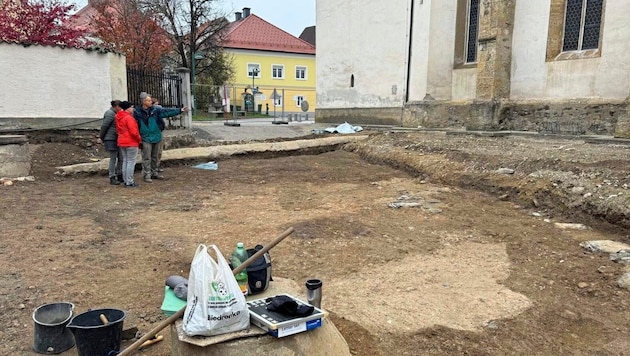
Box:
[406,0,468,101]
[316,0,410,108]
[511,0,630,100]
[426,0,459,100]
[0,43,127,120]
[406,0,430,102]
[452,68,477,100]
[109,53,128,101]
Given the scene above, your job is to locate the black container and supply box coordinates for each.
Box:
[32,302,75,354]
[67,308,126,356]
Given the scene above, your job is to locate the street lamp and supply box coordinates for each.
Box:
[191,51,204,115]
[250,67,259,113]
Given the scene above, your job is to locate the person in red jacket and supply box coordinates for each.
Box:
[116,101,142,188]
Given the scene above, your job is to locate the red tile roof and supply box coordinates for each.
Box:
[67,4,99,32]
[221,14,315,55]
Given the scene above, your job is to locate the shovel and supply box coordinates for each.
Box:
[117,226,295,356]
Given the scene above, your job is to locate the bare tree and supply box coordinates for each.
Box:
[142,0,233,81]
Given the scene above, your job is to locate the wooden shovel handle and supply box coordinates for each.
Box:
[139,334,163,349]
[117,227,294,356]
[100,314,109,324]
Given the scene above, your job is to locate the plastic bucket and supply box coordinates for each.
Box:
[32,302,75,354]
[67,308,126,356]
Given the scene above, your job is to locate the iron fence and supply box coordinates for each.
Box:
[127,69,183,108]
[192,83,316,119]
[538,121,585,135]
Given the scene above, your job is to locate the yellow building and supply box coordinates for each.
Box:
[221,7,316,116]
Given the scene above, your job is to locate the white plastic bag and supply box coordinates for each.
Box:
[183,244,249,336]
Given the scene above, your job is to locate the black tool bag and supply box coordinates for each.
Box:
[246,244,272,295]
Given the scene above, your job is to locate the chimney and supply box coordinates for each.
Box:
[242,7,251,18]
[235,11,242,20]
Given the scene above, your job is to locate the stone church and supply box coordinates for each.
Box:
[316,0,630,137]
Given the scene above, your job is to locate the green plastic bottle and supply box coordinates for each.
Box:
[231,242,249,296]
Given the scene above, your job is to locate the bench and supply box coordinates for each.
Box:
[208,110,224,118]
[210,110,246,119]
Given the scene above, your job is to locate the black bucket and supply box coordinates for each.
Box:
[67,308,126,356]
[32,302,75,354]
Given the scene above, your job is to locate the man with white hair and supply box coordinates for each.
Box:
[133,92,187,182]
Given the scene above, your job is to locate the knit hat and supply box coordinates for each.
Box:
[119,101,133,110]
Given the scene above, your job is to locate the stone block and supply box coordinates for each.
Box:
[170,277,350,356]
[0,136,31,177]
[614,103,630,138]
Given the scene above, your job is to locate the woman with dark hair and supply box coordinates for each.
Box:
[115,101,142,188]
[99,100,123,185]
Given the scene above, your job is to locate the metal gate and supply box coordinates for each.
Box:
[126,69,183,107]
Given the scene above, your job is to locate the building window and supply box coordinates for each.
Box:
[465,0,480,63]
[247,63,261,78]
[546,0,604,61]
[295,66,307,80]
[272,65,284,79]
[562,0,603,52]
[454,0,480,67]
[295,96,304,107]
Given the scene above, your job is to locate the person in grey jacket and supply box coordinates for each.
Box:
[99,100,123,185]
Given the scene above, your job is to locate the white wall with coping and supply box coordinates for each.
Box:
[0,43,127,123]
[316,0,409,109]
[511,0,630,100]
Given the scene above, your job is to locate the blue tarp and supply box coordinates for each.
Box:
[193,161,218,170]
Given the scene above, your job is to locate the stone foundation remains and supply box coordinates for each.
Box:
[0,135,31,178]
[318,99,628,136]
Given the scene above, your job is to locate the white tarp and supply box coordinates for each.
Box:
[325,122,363,134]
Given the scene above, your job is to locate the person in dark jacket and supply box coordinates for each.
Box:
[116,101,142,188]
[151,97,165,173]
[99,100,123,185]
[133,92,186,182]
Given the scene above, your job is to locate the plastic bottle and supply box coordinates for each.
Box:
[231,242,249,296]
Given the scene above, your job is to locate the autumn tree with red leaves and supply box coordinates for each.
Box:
[0,0,92,47]
[90,0,171,70]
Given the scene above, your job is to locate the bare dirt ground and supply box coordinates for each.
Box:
[1,129,630,355]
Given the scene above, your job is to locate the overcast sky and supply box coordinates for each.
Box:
[71,0,316,38]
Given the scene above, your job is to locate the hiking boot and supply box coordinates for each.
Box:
[157,167,164,172]
[144,176,153,183]
[124,183,140,188]
[110,177,121,185]
[151,174,165,180]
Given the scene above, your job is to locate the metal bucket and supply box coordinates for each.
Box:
[32,302,75,354]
